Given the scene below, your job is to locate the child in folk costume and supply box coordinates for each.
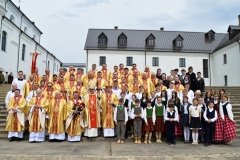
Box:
[189,98,202,145]
[143,100,156,144]
[203,101,217,147]
[172,90,182,137]
[114,98,128,144]
[154,97,165,143]
[213,94,224,143]
[165,104,178,145]
[129,95,137,138]
[131,99,144,144]
[198,97,206,143]
[219,94,236,144]
[181,96,192,143]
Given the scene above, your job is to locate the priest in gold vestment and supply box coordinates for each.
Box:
[66,91,86,142]
[83,80,101,137]
[27,89,49,142]
[5,89,26,141]
[48,91,67,141]
[101,85,118,137]
[23,75,34,98]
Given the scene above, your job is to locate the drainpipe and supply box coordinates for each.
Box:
[144,51,146,66]
[53,56,55,74]
[86,49,88,71]
[17,31,23,72]
[0,16,4,35]
[209,53,211,87]
[46,52,49,68]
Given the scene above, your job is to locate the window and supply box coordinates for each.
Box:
[152,57,159,66]
[21,44,26,61]
[176,40,182,47]
[47,61,50,69]
[1,31,7,51]
[208,33,215,40]
[203,59,208,78]
[118,33,127,46]
[223,54,227,64]
[98,33,107,46]
[224,75,227,86]
[33,35,36,41]
[126,57,133,66]
[148,39,154,46]
[24,27,27,33]
[99,56,106,65]
[179,58,185,67]
[10,15,14,23]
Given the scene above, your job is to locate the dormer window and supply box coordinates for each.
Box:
[205,30,215,40]
[146,34,156,48]
[227,25,240,40]
[173,34,183,48]
[98,32,107,46]
[118,33,127,47]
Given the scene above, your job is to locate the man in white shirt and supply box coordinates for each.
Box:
[4,72,8,84]
[112,80,122,99]
[12,71,27,93]
[123,85,132,102]
[135,85,144,100]
[5,83,22,108]
[26,82,39,103]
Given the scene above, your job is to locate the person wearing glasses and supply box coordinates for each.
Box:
[42,82,55,102]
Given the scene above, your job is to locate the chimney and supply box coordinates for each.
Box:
[238,15,240,26]
[160,27,164,31]
[114,26,118,30]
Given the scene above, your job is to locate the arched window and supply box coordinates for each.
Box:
[10,15,15,23]
[33,35,36,40]
[24,27,27,33]
[1,31,7,52]
[21,44,26,61]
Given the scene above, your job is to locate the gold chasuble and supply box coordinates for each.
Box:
[65,80,77,96]
[28,96,49,132]
[101,69,111,82]
[45,74,53,84]
[83,78,97,88]
[48,97,67,134]
[65,99,85,137]
[54,82,68,101]
[96,78,107,89]
[130,83,141,94]
[174,83,184,93]
[83,94,101,128]
[5,96,26,132]
[142,79,155,94]
[101,92,118,128]
[73,85,88,98]
[42,88,56,102]
[151,77,158,86]
[34,74,42,84]
[23,80,34,98]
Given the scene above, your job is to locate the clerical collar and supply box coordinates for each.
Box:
[12,90,14,92]
[18,78,23,81]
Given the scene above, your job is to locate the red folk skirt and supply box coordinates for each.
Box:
[175,115,183,136]
[213,113,223,141]
[155,116,164,132]
[144,118,155,132]
[223,115,236,142]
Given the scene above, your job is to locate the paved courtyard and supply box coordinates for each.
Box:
[0,138,240,160]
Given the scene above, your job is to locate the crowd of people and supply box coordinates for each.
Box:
[4,63,236,147]
[0,70,14,84]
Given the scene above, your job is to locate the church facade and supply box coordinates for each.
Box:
[84,17,240,86]
[0,0,61,78]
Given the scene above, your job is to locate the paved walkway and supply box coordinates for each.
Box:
[0,139,239,160]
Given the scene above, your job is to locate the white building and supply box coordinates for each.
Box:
[84,17,240,86]
[0,1,61,79]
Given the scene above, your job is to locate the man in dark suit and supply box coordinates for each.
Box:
[179,69,190,84]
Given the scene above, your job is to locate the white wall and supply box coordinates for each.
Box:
[211,42,240,86]
[87,50,210,86]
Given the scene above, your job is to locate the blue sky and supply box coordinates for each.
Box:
[13,0,240,63]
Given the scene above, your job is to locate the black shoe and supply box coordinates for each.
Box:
[17,138,21,142]
[168,142,171,145]
[204,143,208,147]
[172,142,176,145]
[9,138,14,142]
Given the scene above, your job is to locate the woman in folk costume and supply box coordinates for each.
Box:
[219,94,236,144]
[66,91,86,142]
[213,94,223,143]
[129,94,137,138]
[27,89,49,142]
[100,83,118,137]
[48,90,67,141]
[5,89,26,142]
[154,97,165,143]
[83,80,101,137]
[172,90,183,137]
